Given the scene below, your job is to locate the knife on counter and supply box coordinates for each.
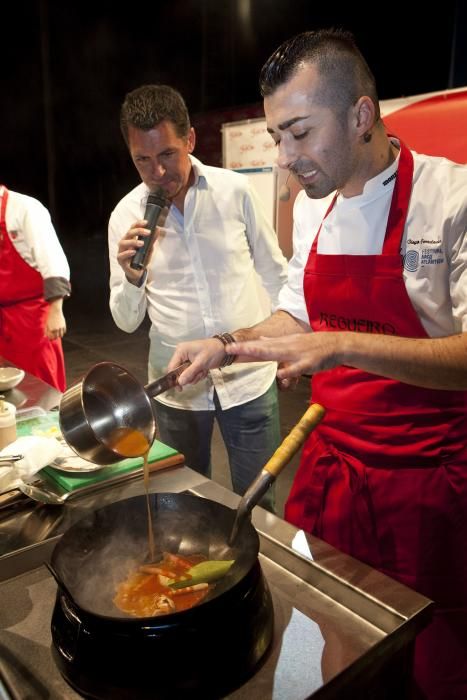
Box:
[0,455,23,464]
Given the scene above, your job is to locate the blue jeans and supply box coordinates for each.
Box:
[153,382,280,512]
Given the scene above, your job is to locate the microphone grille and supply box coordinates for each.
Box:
[147,186,168,207]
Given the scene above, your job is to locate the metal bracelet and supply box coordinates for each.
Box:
[212,333,236,367]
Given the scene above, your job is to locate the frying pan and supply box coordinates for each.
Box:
[50,493,259,618]
[50,495,273,699]
[59,361,189,465]
[50,402,325,616]
[49,404,325,697]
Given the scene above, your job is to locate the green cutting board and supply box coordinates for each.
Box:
[16,412,179,492]
[42,440,178,491]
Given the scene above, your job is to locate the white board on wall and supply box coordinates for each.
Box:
[222,117,273,169]
[222,118,276,228]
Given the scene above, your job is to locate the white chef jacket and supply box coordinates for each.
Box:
[279,143,467,337]
[109,156,288,410]
[1,187,71,300]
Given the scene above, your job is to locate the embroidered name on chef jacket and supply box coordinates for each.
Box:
[404,237,445,272]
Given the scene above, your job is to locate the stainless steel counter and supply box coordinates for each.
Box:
[0,464,433,699]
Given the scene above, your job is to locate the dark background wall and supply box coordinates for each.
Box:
[1,0,466,309]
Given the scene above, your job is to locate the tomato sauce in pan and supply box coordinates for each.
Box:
[113,552,211,618]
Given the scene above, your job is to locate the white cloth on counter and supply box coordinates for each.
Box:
[0,436,62,493]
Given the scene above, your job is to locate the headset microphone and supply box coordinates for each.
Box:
[278,172,291,202]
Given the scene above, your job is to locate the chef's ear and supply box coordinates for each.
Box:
[353,96,375,138]
[187,127,196,154]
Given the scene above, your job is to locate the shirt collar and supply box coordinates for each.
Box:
[336,137,401,208]
[189,154,209,189]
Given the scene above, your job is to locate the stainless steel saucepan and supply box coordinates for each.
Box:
[59,361,189,465]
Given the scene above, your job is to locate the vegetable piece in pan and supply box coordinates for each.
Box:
[113,552,234,618]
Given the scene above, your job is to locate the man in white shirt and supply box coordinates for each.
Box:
[0,186,71,391]
[168,30,467,699]
[108,84,287,508]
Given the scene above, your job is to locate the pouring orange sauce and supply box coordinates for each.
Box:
[142,449,155,561]
[106,427,155,560]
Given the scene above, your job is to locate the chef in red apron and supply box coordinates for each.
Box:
[282,139,467,699]
[167,30,467,699]
[0,186,71,391]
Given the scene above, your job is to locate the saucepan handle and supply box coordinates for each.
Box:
[145,361,191,399]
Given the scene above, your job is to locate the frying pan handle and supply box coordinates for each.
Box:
[228,403,325,545]
[264,403,325,479]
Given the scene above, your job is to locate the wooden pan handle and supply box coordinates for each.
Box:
[263,403,325,479]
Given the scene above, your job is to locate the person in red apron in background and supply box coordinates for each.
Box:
[167,30,467,700]
[0,186,71,391]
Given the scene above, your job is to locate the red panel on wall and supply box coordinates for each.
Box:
[383,91,467,164]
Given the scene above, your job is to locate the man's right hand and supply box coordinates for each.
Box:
[168,338,228,386]
[116,219,152,285]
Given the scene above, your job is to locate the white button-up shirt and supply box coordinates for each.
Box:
[279,145,467,337]
[109,156,287,410]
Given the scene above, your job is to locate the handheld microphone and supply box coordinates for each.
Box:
[130,187,168,270]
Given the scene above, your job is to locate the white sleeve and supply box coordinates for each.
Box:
[277,191,315,324]
[15,195,70,282]
[449,199,467,332]
[108,209,148,333]
[243,182,288,309]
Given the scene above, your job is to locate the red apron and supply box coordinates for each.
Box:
[0,187,66,391]
[285,142,467,699]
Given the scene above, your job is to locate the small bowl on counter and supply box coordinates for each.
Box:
[0,367,25,392]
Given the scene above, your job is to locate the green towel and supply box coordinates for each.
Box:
[16,411,179,493]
